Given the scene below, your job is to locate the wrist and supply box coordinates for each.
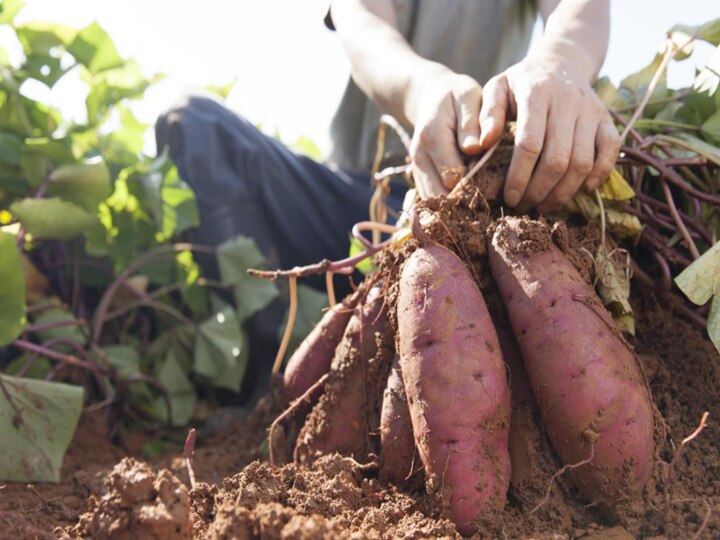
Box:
[528,39,596,84]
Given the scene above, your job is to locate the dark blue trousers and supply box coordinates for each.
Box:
[156,95,404,281]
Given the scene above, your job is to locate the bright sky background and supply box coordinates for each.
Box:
[5,0,720,155]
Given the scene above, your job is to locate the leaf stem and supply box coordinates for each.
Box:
[271,277,298,376]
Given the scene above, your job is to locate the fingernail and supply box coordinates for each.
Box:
[505,188,520,207]
[462,134,479,148]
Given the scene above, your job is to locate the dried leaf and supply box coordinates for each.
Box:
[565,191,644,238]
[600,169,635,201]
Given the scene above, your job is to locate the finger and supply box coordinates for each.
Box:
[454,80,483,155]
[584,120,620,191]
[411,148,447,198]
[504,92,547,207]
[479,76,510,149]
[537,115,596,214]
[516,99,576,212]
[417,124,465,191]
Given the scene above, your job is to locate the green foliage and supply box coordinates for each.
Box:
[0,7,282,482]
[217,236,279,321]
[0,232,25,345]
[675,241,720,351]
[10,197,99,239]
[349,236,376,274]
[596,21,720,353]
[0,375,83,482]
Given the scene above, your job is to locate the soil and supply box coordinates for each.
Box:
[1,170,719,539]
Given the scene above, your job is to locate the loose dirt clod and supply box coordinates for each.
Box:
[65,458,192,539]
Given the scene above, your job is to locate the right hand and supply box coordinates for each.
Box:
[407,70,484,198]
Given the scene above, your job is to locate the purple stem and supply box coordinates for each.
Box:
[622,146,720,206]
[351,223,374,249]
[24,319,88,336]
[14,339,109,376]
[652,251,673,291]
[641,227,693,267]
[659,176,700,259]
[91,243,215,345]
[632,193,713,245]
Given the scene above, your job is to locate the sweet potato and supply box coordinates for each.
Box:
[379,355,416,486]
[295,287,387,461]
[397,243,511,535]
[488,216,654,507]
[493,314,542,490]
[282,290,360,403]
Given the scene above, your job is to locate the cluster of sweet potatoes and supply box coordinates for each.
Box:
[280,215,656,536]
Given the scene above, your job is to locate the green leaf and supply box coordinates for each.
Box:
[20,136,75,188]
[0,0,25,25]
[46,158,112,212]
[15,21,76,55]
[154,349,196,426]
[0,130,22,167]
[594,77,628,110]
[101,104,146,166]
[0,94,59,137]
[278,284,328,361]
[674,240,720,305]
[84,61,161,123]
[67,22,123,74]
[210,330,248,392]
[102,345,141,379]
[290,135,322,160]
[21,53,67,87]
[0,374,83,482]
[0,232,26,345]
[708,294,720,353]
[139,165,198,238]
[4,354,52,379]
[234,273,278,322]
[700,109,720,144]
[619,54,669,110]
[194,307,247,391]
[670,17,720,45]
[203,80,236,99]
[216,235,266,285]
[349,236,376,274]
[656,133,720,166]
[32,308,85,348]
[10,197,98,240]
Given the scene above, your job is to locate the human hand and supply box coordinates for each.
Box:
[478,53,620,213]
[407,69,485,198]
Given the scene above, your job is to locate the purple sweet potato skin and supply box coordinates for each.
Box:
[295,288,387,461]
[397,244,511,535]
[282,293,358,403]
[380,355,415,486]
[488,217,654,506]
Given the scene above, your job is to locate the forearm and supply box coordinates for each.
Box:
[330,0,450,125]
[535,0,610,83]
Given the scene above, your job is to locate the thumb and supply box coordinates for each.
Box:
[479,75,509,149]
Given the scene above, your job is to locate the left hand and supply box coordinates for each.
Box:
[478,53,620,214]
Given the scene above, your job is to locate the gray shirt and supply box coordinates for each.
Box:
[327,0,537,172]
